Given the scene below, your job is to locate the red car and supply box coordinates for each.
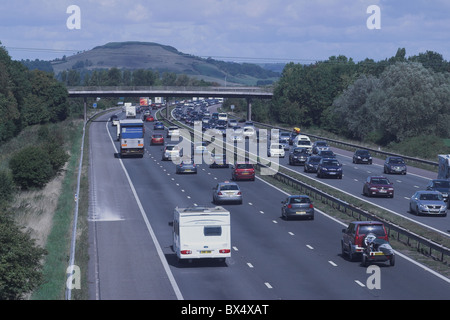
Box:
[363,176,394,198]
[150,134,164,145]
[145,115,155,122]
[231,162,255,181]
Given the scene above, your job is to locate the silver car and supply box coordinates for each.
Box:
[176,160,197,174]
[212,181,243,205]
[281,195,314,220]
[409,191,447,216]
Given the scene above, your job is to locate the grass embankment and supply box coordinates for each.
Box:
[0,108,111,300]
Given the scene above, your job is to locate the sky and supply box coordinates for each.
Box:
[1,0,450,64]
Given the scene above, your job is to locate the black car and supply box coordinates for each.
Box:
[317,158,343,179]
[426,179,450,207]
[384,156,407,175]
[209,153,230,168]
[304,156,322,173]
[289,147,309,166]
[353,149,373,164]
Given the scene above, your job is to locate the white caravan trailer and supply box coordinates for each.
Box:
[172,206,231,262]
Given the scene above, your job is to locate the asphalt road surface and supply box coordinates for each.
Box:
[87,109,450,300]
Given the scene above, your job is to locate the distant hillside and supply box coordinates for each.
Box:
[50,41,280,86]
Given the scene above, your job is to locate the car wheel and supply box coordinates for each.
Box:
[348,246,354,261]
[389,255,395,266]
[361,254,368,267]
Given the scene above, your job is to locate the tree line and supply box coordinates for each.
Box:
[245,49,450,156]
[59,67,219,87]
[0,43,71,299]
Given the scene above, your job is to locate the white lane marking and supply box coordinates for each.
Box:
[265,282,273,289]
[106,121,183,300]
[306,245,314,250]
[355,280,365,287]
[328,261,337,267]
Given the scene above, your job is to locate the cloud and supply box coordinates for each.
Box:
[1,0,450,62]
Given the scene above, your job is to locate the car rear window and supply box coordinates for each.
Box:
[358,225,386,236]
[236,164,254,169]
[290,197,310,204]
[220,185,239,191]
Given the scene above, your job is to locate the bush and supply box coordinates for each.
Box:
[0,214,47,300]
[9,146,54,189]
[0,170,15,208]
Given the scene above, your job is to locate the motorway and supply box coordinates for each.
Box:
[87,107,450,300]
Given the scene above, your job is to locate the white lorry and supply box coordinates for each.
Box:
[438,154,450,180]
[172,206,231,262]
[125,103,136,118]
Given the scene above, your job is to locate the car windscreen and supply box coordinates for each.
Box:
[323,160,339,166]
[371,178,390,184]
[434,181,450,188]
[419,193,443,201]
[389,158,405,164]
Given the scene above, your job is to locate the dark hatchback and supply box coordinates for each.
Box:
[353,149,373,164]
[304,156,322,173]
[289,147,309,166]
[281,195,314,220]
[317,158,343,179]
[384,156,407,175]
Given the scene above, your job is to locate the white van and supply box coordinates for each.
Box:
[218,113,228,122]
[172,206,231,262]
[293,135,312,153]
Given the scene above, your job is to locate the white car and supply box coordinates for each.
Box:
[243,121,256,137]
[162,144,182,161]
[167,126,180,137]
[268,143,285,158]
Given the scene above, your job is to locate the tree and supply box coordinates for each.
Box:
[369,62,450,142]
[331,74,381,140]
[0,214,47,300]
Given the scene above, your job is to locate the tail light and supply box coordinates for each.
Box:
[218,192,223,195]
[180,250,192,255]
[309,204,314,209]
[355,234,361,246]
[219,249,230,254]
[237,192,241,195]
[287,204,292,209]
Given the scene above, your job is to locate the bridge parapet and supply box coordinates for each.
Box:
[67,86,273,99]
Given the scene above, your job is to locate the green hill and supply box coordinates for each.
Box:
[50,41,280,86]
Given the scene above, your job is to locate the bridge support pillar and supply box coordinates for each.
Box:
[246,98,252,121]
[165,96,170,119]
[84,97,87,123]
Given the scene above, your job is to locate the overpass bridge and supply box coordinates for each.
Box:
[67,86,273,121]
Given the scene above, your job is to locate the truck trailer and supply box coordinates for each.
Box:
[119,119,144,157]
[172,206,231,263]
[438,154,450,180]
